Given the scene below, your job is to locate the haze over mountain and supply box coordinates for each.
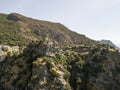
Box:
[100,40,120,51]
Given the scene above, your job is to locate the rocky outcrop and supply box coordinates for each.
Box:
[7,13,27,22]
[29,58,71,90]
[7,13,20,21]
[0,39,120,90]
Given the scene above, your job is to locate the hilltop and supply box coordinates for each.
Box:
[0,13,96,46]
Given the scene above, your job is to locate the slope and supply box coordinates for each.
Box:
[0,13,96,46]
[0,40,120,90]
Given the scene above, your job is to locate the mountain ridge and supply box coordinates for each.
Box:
[0,13,96,46]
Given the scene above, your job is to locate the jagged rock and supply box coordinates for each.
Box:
[28,37,60,57]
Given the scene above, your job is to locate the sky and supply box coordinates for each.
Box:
[0,0,120,46]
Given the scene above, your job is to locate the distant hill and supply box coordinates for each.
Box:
[0,13,96,46]
[99,40,120,51]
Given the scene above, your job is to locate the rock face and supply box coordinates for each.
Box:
[0,40,120,90]
[7,13,20,21]
[25,36,60,58]
[29,58,71,90]
[36,39,59,57]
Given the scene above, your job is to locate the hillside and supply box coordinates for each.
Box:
[0,13,96,46]
[0,13,120,90]
[0,40,120,90]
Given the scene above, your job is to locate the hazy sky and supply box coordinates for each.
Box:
[0,0,120,45]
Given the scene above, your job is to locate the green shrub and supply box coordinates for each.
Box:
[50,69,58,78]
[1,46,8,52]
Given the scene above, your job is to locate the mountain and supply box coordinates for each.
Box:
[0,13,96,46]
[0,13,120,90]
[100,40,120,51]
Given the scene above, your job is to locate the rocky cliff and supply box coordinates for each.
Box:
[0,39,120,90]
